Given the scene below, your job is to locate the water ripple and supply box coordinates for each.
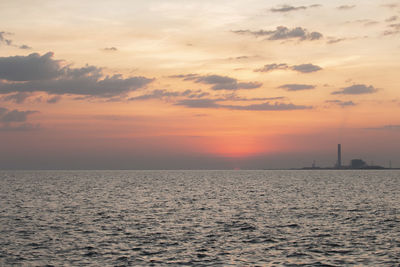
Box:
[1,170,399,266]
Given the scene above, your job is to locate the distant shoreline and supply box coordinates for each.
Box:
[292,169,400,171]
[0,168,399,171]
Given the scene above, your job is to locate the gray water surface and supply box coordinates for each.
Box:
[1,170,399,266]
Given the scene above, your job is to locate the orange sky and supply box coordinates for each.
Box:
[0,0,399,169]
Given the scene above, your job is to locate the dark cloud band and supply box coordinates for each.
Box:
[175,99,311,111]
[0,52,154,97]
[170,74,262,90]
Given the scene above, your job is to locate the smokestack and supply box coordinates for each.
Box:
[337,144,342,168]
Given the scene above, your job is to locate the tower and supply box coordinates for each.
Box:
[337,144,342,168]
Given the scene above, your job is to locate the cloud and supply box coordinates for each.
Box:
[255,63,322,73]
[128,89,209,101]
[327,37,347,44]
[195,75,236,85]
[365,124,400,130]
[291,64,322,73]
[19,45,32,50]
[175,99,311,111]
[384,23,400,35]
[0,107,37,123]
[0,75,153,97]
[331,84,378,95]
[279,84,315,91]
[0,31,13,46]
[175,99,220,108]
[254,63,289,72]
[0,106,39,131]
[221,94,285,101]
[326,100,356,107]
[103,47,118,52]
[386,16,398,22]
[233,26,323,41]
[168,74,198,80]
[0,123,40,131]
[223,102,311,111]
[0,52,154,97]
[128,89,284,104]
[170,74,262,90]
[227,56,250,60]
[270,5,307,12]
[1,92,32,104]
[47,95,62,104]
[346,19,379,27]
[0,31,32,50]
[381,3,399,9]
[270,4,321,12]
[337,5,356,10]
[364,21,379,27]
[380,125,400,130]
[0,52,63,81]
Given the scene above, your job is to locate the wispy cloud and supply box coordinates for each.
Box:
[0,123,40,131]
[170,74,262,90]
[175,99,220,108]
[0,31,13,46]
[0,106,39,131]
[384,23,400,35]
[255,63,289,72]
[0,31,32,50]
[221,94,285,102]
[386,16,398,22]
[381,3,399,9]
[269,4,321,13]
[1,92,32,104]
[175,99,311,111]
[331,84,378,95]
[233,26,323,41]
[337,5,356,10]
[255,63,322,73]
[345,19,379,27]
[327,37,347,44]
[326,99,356,107]
[47,95,62,104]
[19,44,32,50]
[103,47,118,52]
[365,124,400,130]
[128,89,209,101]
[279,84,315,91]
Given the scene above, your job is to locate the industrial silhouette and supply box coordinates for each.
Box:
[336,144,342,169]
[303,144,386,170]
[334,144,384,169]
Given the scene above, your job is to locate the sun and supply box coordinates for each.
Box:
[204,136,268,158]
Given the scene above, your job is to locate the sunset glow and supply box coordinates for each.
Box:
[1,0,399,169]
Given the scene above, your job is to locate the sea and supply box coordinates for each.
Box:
[0,170,399,266]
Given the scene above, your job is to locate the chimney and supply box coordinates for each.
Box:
[337,144,342,168]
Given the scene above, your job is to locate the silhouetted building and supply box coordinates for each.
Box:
[302,143,386,170]
[350,159,367,169]
[336,144,342,169]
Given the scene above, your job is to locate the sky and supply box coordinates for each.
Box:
[0,0,399,169]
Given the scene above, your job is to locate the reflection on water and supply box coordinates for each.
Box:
[1,170,399,266]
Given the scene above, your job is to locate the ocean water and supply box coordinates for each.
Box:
[0,170,399,266]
